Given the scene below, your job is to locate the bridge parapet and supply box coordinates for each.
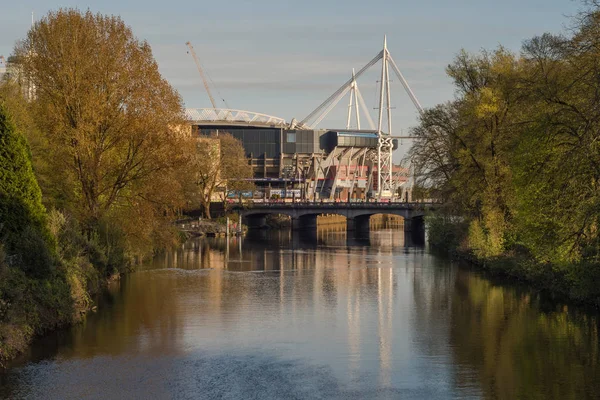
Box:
[236,201,434,210]
[235,202,434,230]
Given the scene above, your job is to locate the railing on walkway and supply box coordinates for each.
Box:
[232,201,438,210]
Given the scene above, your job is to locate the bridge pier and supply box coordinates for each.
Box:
[404,216,425,245]
[347,215,370,233]
[404,217,412,232]
[291,214,318,231]
[346,217,355,231]
[244,215,267,230]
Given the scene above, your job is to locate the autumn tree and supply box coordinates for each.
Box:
[14,9,190,257]
[409,1,600,268]
[189,133,253,219]
[409,48,523,257]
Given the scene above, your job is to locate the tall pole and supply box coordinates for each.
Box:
[346,69,361,130]
[385,46,393,198]
[346,75,354,129]
[353,69,360,129]
[377,36,387,133]
[385,51,392,137]
[377,36,387,200]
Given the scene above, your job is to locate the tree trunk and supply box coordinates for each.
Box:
[201,200,211,219]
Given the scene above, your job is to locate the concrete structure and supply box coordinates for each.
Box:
[187,108,410,202]
[185,37,422,202]
[236,202,431,237]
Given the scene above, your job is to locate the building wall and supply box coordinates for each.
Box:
[282,129,320,154]
[195,125,282,158]
[191,123,408,200]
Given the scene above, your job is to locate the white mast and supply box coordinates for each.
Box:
[346,69,361,130]
[376,36,394,200]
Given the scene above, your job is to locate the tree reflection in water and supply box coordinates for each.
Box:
[1,223,598,399]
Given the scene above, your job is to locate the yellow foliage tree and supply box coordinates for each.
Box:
[14,9,191,259]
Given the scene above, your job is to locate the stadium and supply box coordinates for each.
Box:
[186,107,409,202]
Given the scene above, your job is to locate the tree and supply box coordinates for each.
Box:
[189,133,253,218]
[408,103,459,203]
[14,9,190,256]
[219,133,255,205]
[514,21,600,263]
[409,48,522,257]
[0,81,52,203]
[0,103,53,276]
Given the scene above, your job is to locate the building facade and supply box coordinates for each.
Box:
[187,108,410,201]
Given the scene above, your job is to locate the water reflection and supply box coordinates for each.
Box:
[1,225,599,399]
[448,270,600,399]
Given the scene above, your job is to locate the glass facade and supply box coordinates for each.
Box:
[196,126,282,158]
[282,130,319,154]
[321,131,398,151]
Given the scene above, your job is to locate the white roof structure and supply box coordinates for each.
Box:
[185,108,287,128]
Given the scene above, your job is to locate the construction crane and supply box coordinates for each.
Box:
[185,41,217,109]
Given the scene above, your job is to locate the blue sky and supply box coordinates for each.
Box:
[0,0,583,141]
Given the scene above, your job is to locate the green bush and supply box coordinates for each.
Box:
[0,102,54,276]
[11,226,54,278]
[425,214,468,253]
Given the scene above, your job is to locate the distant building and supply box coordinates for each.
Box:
[0,55,6,81]
[187,108,409,201]
[0,55,36,100]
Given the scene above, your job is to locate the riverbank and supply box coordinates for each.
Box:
[177,217,246,237]
[427,216,600,308]
[0,262,101,368]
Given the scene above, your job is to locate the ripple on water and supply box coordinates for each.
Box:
[1,351,472,400]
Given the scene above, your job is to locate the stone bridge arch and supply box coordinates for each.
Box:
[241,205,427,233]
[242,209,349,230]
[344,210,424,232]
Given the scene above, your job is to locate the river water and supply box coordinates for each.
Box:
[1,226,599,399]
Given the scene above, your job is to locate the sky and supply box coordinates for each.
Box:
[0,0,584,157]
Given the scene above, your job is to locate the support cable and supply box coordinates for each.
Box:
[312,86,352,128]
[387,54,424,114]
[355,87,376,130]
[300,51,384,127]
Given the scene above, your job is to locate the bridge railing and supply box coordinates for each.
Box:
[231,201,438,209]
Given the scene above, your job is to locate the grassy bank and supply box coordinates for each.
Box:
[0,209,140,366]
[427,214,600,308]
[0,99,163,366]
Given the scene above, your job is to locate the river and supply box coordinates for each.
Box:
[1,226,599,399]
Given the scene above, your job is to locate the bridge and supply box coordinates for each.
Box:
[235,202,434,233]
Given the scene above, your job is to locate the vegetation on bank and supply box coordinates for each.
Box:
[0,102,95,364]
[1,9,201,365]
[412,3,600,305]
